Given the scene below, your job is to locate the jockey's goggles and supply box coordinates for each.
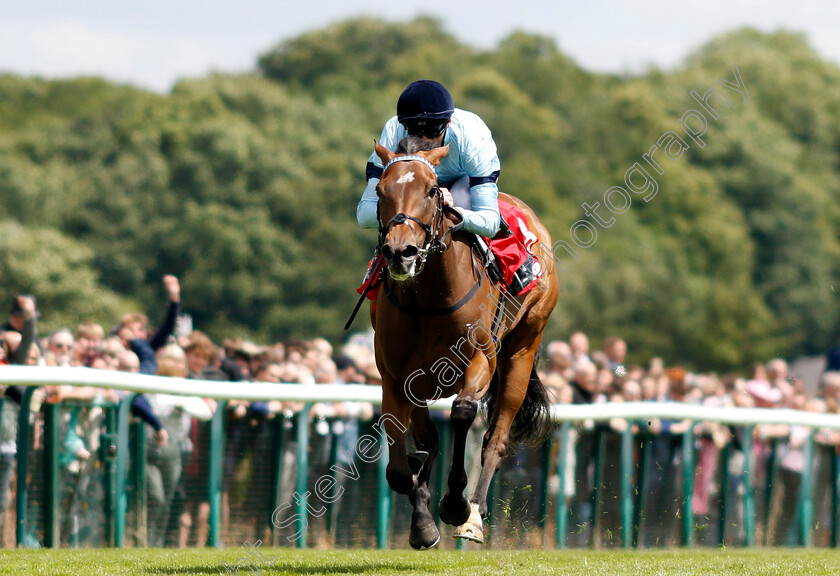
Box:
[402,118,449,139]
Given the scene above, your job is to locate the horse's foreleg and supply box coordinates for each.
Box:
[381,378,414,496]
[439,352,490,529]
[407,407,441,549]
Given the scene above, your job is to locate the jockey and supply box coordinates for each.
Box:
[356,79,502,238]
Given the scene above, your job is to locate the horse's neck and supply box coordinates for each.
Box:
[399,238,476,306]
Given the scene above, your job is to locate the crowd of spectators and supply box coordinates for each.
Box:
[1,284,840,549]
[0,278,379,548]
[539,331,840,548]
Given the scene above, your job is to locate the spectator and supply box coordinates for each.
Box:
[639,375,659,402]
[811,391,840,546]
[221,339,265,381]
[2,295,37,336]
[46,329,76,367]
[768,396,827,546]
[642,367,693,547]
[745,377,787,544]
[825,336,840,373]
[0,299,39,537]
[176,332,224,548]
[183,331,227,381]
[569,332,590,364]
[766,358,792,402]
[117,275,181,375]
[146,343,211,547]
[545,340,573,382]
[98,336,126,371]
[819,371,840,414]
[567,360,598,546]
[75,322,105,367]
[603,336,627,377]
[691,375,730,544]
[117,350,140,373]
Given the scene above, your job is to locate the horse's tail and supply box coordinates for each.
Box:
[482,350,554,446]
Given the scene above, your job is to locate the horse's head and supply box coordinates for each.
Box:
[375,140,451,281]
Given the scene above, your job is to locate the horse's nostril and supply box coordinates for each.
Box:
[402,245,419,259]
[381,245,395,261]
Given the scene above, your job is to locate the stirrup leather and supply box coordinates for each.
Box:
[473,235,504,284]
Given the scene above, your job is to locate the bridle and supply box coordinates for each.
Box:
[375,154,491,317]
[377,155,457,275]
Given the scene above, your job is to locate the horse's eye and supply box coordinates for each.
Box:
[428,186,439,198]
[375,185,383,198]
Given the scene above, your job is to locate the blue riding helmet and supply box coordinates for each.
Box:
[397,80,454,137]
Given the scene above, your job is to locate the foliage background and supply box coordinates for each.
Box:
[2,17,839,371]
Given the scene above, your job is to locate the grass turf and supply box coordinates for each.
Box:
[0,548,838,576]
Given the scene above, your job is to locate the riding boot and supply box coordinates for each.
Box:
[509,254,539,295]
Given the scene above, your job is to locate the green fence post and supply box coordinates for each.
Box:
[15,387,37,548]
[538,435,553,531]
[114,392,138,548]
[762,439,778,545]
[102,405,118,547]
[590,428,605,548]
[376,433,390,550]
[633,428,650,549]
[555,421,570,549]
[43,402,61,548]
[326,422,340,538]
[682,425,696,547]
[798,431,815,547]
[129,420,147,546]
[208,400,228,548]
[832,448,839,548]
[620,425,634,549]
[742,426,755,547]
[295,403,312,549]
[269,412,287,546]
[718,443,731,548]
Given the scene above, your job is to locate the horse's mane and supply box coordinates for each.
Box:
[397,136,440,155]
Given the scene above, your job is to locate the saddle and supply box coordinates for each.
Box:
[481,200,541,296]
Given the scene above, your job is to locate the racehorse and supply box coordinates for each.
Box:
[370,138,559,549]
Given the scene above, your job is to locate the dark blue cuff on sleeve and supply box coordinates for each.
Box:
[469,170,500,188]
[366,162,383,181]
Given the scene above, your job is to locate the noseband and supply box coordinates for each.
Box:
[377,155,451,273]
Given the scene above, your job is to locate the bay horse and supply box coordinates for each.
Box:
[370,138,559,549]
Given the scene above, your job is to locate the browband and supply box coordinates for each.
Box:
[383,155,437,174]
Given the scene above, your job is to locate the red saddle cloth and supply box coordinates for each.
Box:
[489,200,540,294]
[357,200,539,300]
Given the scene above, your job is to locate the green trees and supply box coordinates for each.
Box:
[1,19,839,371]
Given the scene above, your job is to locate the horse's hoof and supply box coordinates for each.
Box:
[409,522,441,550]
[453,503,484,544]
[438,493,471,526]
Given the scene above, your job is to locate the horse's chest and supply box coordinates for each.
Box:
[375,319,484,384]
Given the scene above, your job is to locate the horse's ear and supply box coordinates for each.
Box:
[374,140,396,166]
[424,145,450,166]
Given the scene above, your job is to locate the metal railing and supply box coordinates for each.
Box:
[1,365,839,549]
